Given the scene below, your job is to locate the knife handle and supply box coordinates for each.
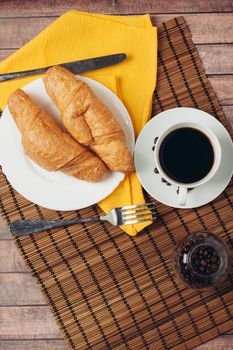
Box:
[0,67,48,82]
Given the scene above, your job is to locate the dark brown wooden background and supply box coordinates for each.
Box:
[0,1,233,349]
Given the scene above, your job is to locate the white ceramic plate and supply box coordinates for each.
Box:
[0,76,134,211]
[134,108,233,209]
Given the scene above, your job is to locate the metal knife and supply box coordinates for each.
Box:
[0,53,127,82]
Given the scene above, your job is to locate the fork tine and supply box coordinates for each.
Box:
[123,215,157,225]
[122,206,156,215]
[122,210,157,220]
[121,202,155,210]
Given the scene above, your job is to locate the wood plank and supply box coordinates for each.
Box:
[0,240,28,272]
[0,305,233,343]
[210,76,233,106]
[0,14,233,51]
[0,50,14,61]
[1,45,233,76]
[197,45,233,75]
[0,306,61,339]
[0,17,49,49]
[151,14,233,44]
[0,217,11,239]
[0,224,14,240]
[0,273,45,306]
[0,340,66,350]
[196,336,233,349]
[0,0,232,17]
[0,310,232,347]
[0,31,233,75]
[1,337,233,350]
[222,106,233,129]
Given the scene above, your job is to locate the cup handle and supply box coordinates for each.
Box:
[178,187,188,206]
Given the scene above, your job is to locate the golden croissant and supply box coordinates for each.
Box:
[44,66,134,173]
[8,89,107,182]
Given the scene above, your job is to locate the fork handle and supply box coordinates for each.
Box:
[10,216,101,236]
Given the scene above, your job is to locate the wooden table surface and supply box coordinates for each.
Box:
[0,1,233,349]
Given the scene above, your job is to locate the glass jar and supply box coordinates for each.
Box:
[173,231,231,289]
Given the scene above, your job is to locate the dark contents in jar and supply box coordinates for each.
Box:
[174,232,230,289]
[190,245,221,276]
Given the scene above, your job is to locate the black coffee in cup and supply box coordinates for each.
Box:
[159,127,214,183]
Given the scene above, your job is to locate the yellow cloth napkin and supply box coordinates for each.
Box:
[0,11,157,236]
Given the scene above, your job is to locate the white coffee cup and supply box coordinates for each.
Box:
[154,122,222,206]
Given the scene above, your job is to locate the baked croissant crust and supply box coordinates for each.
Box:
[44,66,135,173]
[8,89,107,182]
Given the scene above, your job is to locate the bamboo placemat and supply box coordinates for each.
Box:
[0,16,233,350]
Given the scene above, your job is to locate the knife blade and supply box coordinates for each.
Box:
[0,53,127,82]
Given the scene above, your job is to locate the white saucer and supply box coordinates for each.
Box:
[134,108,233,209]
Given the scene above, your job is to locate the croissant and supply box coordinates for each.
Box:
[8,89,107,182]
[44,66,134,173]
